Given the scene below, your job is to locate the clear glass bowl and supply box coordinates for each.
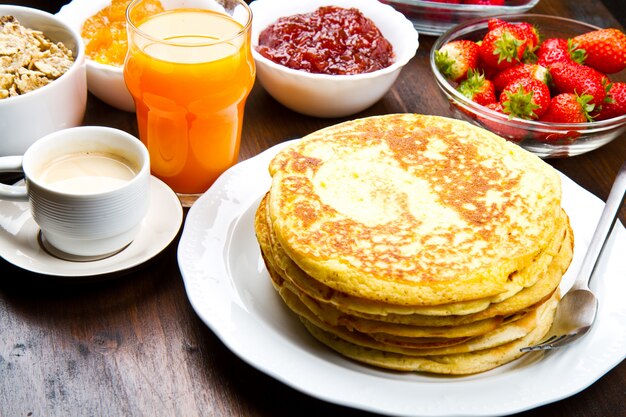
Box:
[380,0,539,36]
[430,14,626,158]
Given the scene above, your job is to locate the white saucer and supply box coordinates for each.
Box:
[0,176,182,278]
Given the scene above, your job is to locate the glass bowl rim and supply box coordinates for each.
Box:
[380,0,540,13]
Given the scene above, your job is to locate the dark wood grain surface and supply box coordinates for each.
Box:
[1,1,625,416]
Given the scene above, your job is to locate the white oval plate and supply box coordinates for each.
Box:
[0,176,182,278]
[178,141,626,417]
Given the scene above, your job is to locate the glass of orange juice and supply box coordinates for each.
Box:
[124,0,255,206]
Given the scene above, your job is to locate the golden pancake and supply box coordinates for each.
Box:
[267,114,563,306]
[301,291,559,375]
[281,285,558,357]
[255,114,573,375]
[264,194,569,317]
[257,188,571,343]
[261,193,495,316]
[269,212,570,329]
[259,202,502,343]
[331,216,573,326]
[289,279,505,338]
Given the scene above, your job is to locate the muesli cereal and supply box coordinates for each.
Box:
[0,15,74,99]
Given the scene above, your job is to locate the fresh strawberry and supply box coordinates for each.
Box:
[435,39,480,82]
[535,93,593,143]
[572,28,626,74]
[537,38,586,67]
[550,61,608,105]
[597,82,626,120]
[479,24,529,71]
[487,18,508,32]
[457,69,496,105]
[492,63,550,94]
[486,19,539,54]
[478,102,525,142]
[537,38,568,65]
[500,76,551,120]
[476,54,499,80]
[539,93,594,123]
[517,22,540,53]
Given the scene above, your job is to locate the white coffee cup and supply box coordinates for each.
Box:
[0,126,150,259]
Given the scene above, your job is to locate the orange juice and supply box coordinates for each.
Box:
[124,6,255,195]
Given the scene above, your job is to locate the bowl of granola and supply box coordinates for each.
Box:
[0,5,87,156]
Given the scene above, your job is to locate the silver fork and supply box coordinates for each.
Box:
[521,160,626,352]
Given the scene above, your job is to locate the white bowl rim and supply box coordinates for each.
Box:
[0,5,86,106]
[86,57,123,74]
[431,13,626,130]
[250,0,419,80]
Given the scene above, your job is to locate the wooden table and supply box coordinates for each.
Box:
[2,1,625,416]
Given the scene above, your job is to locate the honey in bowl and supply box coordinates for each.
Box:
[81,0,163,67]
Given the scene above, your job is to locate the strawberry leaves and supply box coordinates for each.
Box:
[457,69,496,105]
[500,77,551,120]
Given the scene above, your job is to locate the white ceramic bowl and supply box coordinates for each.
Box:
[250,0,419,118]
[0,5,87,156]
[56,0,135,112]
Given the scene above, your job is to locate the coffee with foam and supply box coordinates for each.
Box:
[38,152,138,194]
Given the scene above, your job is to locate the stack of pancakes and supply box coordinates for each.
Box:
[255,114,573,375]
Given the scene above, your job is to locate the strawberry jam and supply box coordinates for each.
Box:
[256,6,395,75]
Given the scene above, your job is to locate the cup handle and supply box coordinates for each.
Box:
[0,156,28,201]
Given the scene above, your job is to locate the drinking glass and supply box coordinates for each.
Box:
[124,0,255,206]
